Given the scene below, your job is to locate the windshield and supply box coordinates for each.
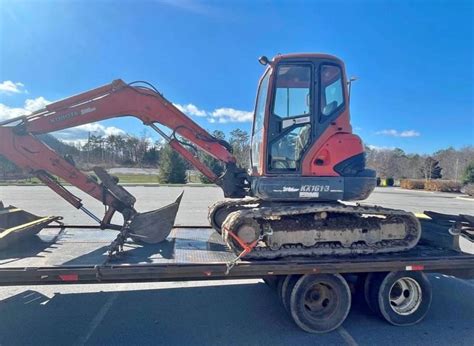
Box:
[251,69,270,172]
[254,70,270,132]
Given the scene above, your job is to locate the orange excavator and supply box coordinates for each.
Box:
[0,53,420,258]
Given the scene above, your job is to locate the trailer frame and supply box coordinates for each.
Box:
[0,223,472,286]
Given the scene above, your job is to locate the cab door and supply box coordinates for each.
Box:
[266,63,313,174]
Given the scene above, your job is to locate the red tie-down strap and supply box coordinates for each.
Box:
[225,228,260,257]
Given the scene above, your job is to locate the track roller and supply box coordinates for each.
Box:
[289,274,351,333]
[364,271,432,326]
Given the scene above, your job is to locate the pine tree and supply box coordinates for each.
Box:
[158,144,187,183]
[229,128,250,168]
[199,130,226,183]
[420,156,442,180]
[462,161,474,184]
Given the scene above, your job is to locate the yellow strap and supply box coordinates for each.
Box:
[0,208,22,216]
[415,212,431,219]
[0,216,52,239]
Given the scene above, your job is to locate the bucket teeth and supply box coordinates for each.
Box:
[128,192,183,244]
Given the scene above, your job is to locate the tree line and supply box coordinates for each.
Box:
[365,146,474,182]
[0,130,472,185]
[0,129,251,184]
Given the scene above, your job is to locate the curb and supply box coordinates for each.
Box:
[0,183,217,188]
[456,196,474,202]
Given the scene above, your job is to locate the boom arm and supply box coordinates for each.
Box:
[16,79,236,168]
[0,79,248,226]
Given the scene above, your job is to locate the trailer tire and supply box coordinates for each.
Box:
[377,271,432,326]
[277,276,286,303]
[364,272,384,315]
[290,274,351,333]
[280,275,301,313]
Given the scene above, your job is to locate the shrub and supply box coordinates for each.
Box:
[158,144,187,184]
[462,162,474,184]
[400,179,425,190]
[463,183,474,197]
[385,177,394,186]
[424,180,462,192]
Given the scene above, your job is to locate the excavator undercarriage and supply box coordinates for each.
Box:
[209,199,421,259]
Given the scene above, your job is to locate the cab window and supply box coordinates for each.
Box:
[273,65,311,118]
[320,65,344,117]
[251,70,270,171]
[254,70,270,132]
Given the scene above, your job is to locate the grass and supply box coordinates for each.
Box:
[113,174,161,184]
[0,173,211,186]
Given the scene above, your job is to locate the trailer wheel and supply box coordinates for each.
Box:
[280,275,301,313]
[364,272,383,315]
[376,271,432,326]
[277,276,286,302]
[290,274,351,333]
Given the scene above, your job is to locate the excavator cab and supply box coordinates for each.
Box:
[249,54,376,202]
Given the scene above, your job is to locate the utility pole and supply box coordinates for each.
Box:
[455,158,459,182]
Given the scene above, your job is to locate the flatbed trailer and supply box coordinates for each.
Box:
[1,214,473,333]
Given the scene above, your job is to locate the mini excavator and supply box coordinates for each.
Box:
[0,53,420,258]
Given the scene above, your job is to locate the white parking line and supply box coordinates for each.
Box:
[24,295,43,304]
[338,326,358,346]
[77,292,119,345]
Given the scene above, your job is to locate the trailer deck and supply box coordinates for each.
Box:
[0,217,473,286]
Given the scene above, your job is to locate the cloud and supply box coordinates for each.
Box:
[174,103,253,123]
[209,108,253,123]
[0,103,28,120]
[367,144,396,151]
[174,103,206,117]
[0,96,51,121]
[53,123,126,142]
[1,97,126,145]
[24,96,50,112]
[0,80,27,94]
[376,129,420,137]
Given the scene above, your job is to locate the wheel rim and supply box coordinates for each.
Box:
[303,282,338,320]
[389,277,422,315]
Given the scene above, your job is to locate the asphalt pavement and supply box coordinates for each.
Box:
[1,185,473,226]
[0,186,473,345]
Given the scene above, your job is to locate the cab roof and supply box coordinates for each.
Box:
[272,53,344,65]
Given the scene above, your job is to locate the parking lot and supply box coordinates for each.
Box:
[0,186,473,345]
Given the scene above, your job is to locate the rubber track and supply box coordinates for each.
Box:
[208,198,260,233]
[219,202,421,260]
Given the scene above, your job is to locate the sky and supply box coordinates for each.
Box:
[0,0,473,154]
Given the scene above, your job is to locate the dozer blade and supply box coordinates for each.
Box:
[128,192,183,244]
[0,204,61,250]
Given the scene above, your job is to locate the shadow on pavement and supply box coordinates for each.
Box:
[0,276,473,345]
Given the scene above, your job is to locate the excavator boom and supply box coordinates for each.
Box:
[0,79,247,247]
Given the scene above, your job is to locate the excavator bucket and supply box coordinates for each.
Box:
[128,192,184,244]
[0,204,61,250]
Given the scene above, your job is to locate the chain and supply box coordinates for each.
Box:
[107,221,132,257]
